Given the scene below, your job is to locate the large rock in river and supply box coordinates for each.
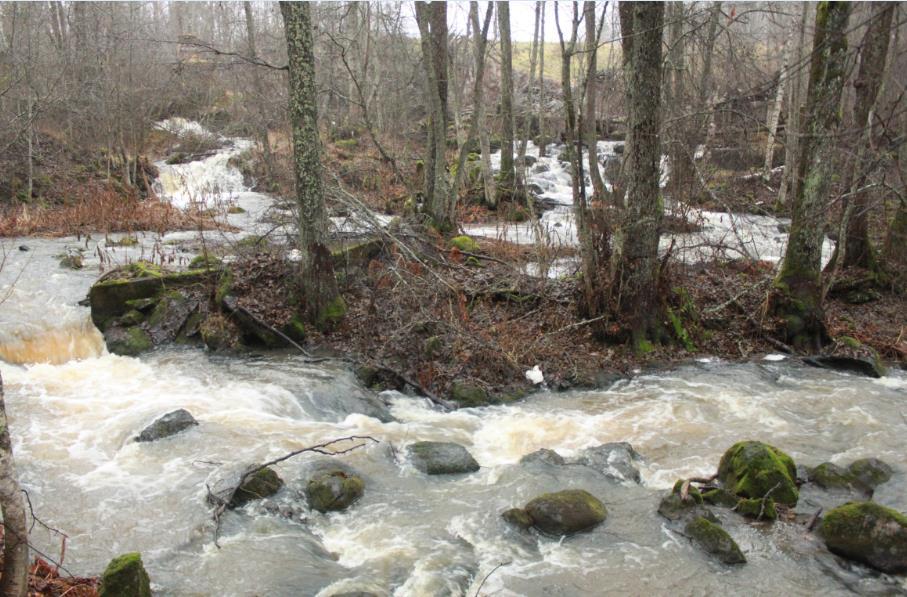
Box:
[407,441,480,475]
[522,489,607,536]
[684,516,746,565]
[135,409,198,442]
[99,552,152,597]
[717,441,799,506]
[574,442,642,484]
[305,469,365,513]
[229,466,284,508]
[819,502,907,574]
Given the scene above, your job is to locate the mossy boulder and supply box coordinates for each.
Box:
[809,462,859,491]
[519,448,566,466]
[135,409,198,442]
[523,489,607,536]
[819,502,907,573]
[104,326,153,356]
[717,441,798,506]
[449,381,490,407]
[502,507,534,531]
[847,458,893,491]
[99,552,151,597]
[803,355,885,378]
[702,488,739,508]
[407,441,480,475]
[59,254,84,270]
[684,516,746,565]
[735,497,777,521]
[229,467,284,508]
[658,480,704,521]
[574,442,642,484]
[188,254,223,270]
[449,235,480,253]
[305,470,365,513]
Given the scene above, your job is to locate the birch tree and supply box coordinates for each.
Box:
[766,1,851,350]
[280,1,343,323]
[583,1,605,201]
[497,2,515,196]
[778,2,811,206]
[0,372,28,597]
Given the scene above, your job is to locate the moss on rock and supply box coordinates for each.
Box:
[449,235,480,253]
[809,462,858,490]
[717,441,798,506]
[229,467,284,508]
[658,480,704,521]
[524,489,607,536]
[502,507,534,530]
[684,516,746,565]
[702,488,739,508]
[305,470,365,513]
[99,552,152,597]
[819,502,907,574]
[105,326,153,356]
[846,458,893,491]
[735,497,777,521]
[450,381,490,407]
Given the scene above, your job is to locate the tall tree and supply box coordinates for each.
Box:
[280,1,343,323]
[837,2,894,271]
[583,1,605,201]
[665,1,693,203]
[415,1,452,229]
[497,2,515,196]
[766,1,852,350]
[0,373,28,597]
[244,2,272,178]
[778,2,811,206]
[610,1,665,349]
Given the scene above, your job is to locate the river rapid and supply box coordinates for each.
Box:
[1,122,905,596]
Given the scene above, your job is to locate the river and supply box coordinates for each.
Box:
[0,121,904,596]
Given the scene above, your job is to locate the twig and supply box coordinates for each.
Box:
[806,507,823,531]
[474,562,508,597]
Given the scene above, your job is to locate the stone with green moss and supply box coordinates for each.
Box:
[450,381,490,407]
[717,441,798,506]
[107,236,139,247]
[735,496,777,521]
[116,309,146,327]
[189,254,223,270]
[282,314,306,342]
[305,469,365,513]
[59,254,84,270]
[105,326,153,356]
[702,488,739,508]
[502,507,534,530]
[524,489,607,536]
[227,205,246,214]
[449,235,480,253]
[658,480,704,521]
[684,516,746,565]
[809,462,858,490]
[317,295,347,329]
[407,441,480,475]
[819,502,907,573]
[846,458,893,491]
[229,467,284,508]
[99,552,151,597]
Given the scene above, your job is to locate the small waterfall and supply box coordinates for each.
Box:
[0,320,105,365]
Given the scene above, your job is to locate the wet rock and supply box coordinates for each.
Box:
[574,442,642,484]
[449,381,490,407]
[684,516,746,565]
[104,325,153,356]
[523,489,607,536]
[99,552,152,597]
[658,480,706,522]
[717,441,798,506]
[526,182,545,196]
[59,254,84,269]
[520,448,566,466]
[18,245,29,252]
[229,467,284,508]
[199,313,241,351]
[847,458,893,491]
[135,409,198,442]
[502,507,534,531]
[612,143,625,155]
[305,469,365,513]
[808,462,859,491]
[407,441,480,475]
[735,496,777,521]
[702,488,739,508]
[532,163,550,174]
[221,295,287,348]
[147,293,199,344]
[803,355,884,379]
[819,502,907,574]
[517,155,537,168]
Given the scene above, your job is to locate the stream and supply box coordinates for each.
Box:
[1,121,905,596]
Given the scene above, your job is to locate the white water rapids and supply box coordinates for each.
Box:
[1,122,905,596]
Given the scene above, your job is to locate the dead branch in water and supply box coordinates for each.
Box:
[206,435,378,547]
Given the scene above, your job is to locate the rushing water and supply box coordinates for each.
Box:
[1,123,905,596]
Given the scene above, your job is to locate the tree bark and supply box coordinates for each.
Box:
[778,2,810,206]
[666,2,693,203]
[839,2,894,270]
[0,372,29,597]
[280,1,342,322]
[244,2,272,178]
[763,32,792,179]
[497,2,515,196]
[767,1,851,351]
[583,1,604,201]
[611,2,665,349]
[516,2,542,199]
[537,4,546,157]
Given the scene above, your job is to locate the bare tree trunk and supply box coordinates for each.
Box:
[767,1,851,351]
[415,1,452,229]
[0,372,29,597]
[611,2,665,349]
[778,2,810,206]
[666,1,692,203]
[839,2,894,270]
[280,1,342,322]
[244,1,272,177]
[583,1,604,201]
[497,2,515,197]
[883,105,907,287]
[538,5,546,157]
[516,2,542,199]
[763,32,792,179]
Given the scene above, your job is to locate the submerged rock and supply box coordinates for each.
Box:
[135,409,198,442]
[735,496,777,521]
[502,507,534,531]
[658,480,705,521]
[803,355,884,379]
[407,441,480,475]
[449,381,490,407]
[574,442,642,484]
[717,441,799,506]
[847,458,893,491]
[819,502,907,574]
[523,489,607,536]
[809,462,859,491]
[104,325,153,356]
[702,488,739,508]
[305,469,365,513]
[99,552,152,597]
[520,448,566,466]
[229,467,284,508]
[59,254,84,269]
[684,516,746,565]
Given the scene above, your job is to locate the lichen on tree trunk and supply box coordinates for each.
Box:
[767,1,851,351]
[280,1,342,324]
[0,372,29,597]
